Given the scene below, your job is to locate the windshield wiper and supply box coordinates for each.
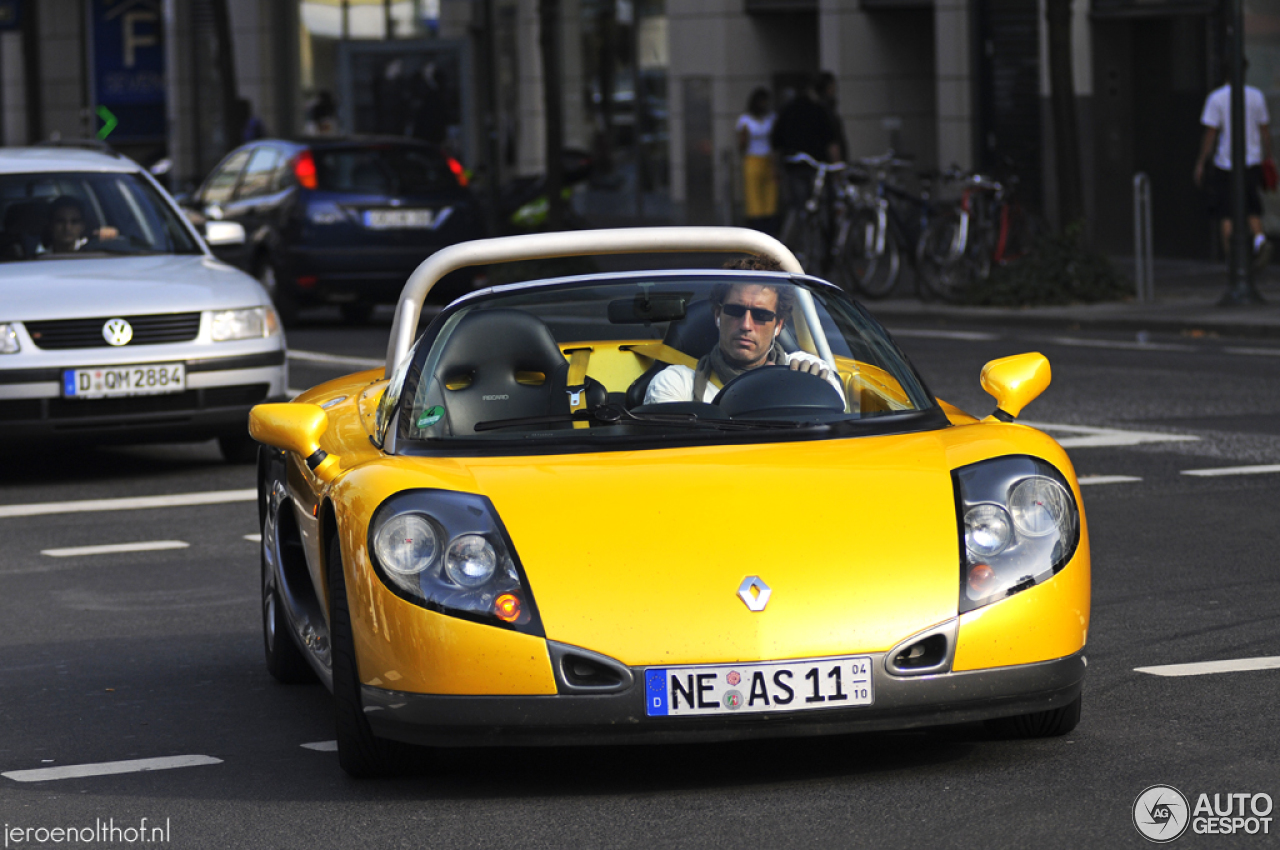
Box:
[473,403,812,433]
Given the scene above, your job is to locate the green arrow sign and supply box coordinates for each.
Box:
[95,106,118,140]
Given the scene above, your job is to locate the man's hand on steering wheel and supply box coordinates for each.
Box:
[789,358,831,380]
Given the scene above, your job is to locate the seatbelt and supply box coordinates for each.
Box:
[624,342,699,371]
[565,347,592,428]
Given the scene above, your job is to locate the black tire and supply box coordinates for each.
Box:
[328,534,418,777]
[339,301,374,325]
[261,525,315,684]
[218,434,259,464]
[917,211,984,303]
[837,208,899,298]
[985,694,1082,739]
[257,259,299,326]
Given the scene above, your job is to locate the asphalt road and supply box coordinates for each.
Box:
[1,306,1277,849]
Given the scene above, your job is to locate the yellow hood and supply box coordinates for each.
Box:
[459,432,961,666]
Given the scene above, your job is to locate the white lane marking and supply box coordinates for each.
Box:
[0,489,255,519]
[1181,464,1280,477]
[1021,421,1200,448]
[1223,346,1280,357]
[300,741,338,752]
[289,349,384,369]
[1135,656,1280,677]
[244,533,262,542]
[890,329,1000,341]
[3,755,222,783]
[1077,475,1142,485]
[42,541,189,558]
[1048,336,1196,352]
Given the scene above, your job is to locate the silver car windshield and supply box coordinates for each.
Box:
[0,171,200,261]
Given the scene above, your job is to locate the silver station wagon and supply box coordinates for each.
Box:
[0,146,287,462]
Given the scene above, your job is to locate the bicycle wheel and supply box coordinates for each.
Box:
[917,210,985,303]
[836,207,900,298]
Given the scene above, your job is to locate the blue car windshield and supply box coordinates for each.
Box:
[0,171,201,260]
[393,273,942,449]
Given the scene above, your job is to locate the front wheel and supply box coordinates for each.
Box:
[835,208,900,298]
[328,534,420,777]
[985,694,1082,738]
[917,212,986,303]
[262,520,315,684]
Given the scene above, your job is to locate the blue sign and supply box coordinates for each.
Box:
[92,0,165,140]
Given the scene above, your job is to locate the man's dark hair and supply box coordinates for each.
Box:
[814,71,837,98]
[710,256,796,322]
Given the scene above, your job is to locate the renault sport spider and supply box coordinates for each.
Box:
[248,227,1089,776]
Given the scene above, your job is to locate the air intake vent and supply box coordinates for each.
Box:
[547,642,635,694]
[885,620,957,677]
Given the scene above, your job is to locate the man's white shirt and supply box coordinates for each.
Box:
[644,350,844,405]
[1202,84,1271,169]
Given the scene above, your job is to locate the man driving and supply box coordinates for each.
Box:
[645,261,842,404]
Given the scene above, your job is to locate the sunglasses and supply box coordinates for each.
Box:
[721,303,778,324]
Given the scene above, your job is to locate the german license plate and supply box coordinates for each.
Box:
[362,208,435,229]
[63,364,185,399]
[645,655,874,717]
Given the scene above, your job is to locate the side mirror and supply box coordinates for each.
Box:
[248,403,340,481]
[205,220,246,247]
[980,352,1050,421]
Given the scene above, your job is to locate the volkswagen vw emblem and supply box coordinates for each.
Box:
[102,318,133,346]
[737,576,771,612]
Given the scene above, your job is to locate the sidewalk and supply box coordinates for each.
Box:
[868,257,1280,340]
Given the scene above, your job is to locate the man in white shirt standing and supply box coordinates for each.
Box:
[644,259,841,405]
[1194,59,1274,269]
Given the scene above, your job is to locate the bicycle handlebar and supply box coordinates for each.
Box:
[783,152,847,173]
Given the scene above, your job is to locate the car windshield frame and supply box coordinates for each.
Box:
[392,270,946,456]
[0,170,202,261]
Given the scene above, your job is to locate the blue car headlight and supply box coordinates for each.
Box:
[367,490,543,635]
[953,456,1080,613]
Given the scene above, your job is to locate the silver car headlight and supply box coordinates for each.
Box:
[211,307,279,341]
[954,456,1080,613]
[0,323,19,354]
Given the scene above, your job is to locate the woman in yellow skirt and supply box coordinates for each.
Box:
[737,87,778,234]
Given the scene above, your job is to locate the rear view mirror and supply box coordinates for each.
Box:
[204,220,246,247]
[607,293,689,324]
[248,403,339,481]
[980,352,1050,421]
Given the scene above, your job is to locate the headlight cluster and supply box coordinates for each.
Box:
[0,323,19,354]
[211,307,279,341]
[954,456,1080,613]
[368,490,542,634]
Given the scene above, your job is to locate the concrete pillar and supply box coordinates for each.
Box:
[935,0,973,171]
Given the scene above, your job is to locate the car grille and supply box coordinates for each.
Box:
[25,313,202,349]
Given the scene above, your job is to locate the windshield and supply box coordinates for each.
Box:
[396,273,942,451]
[0,171,201,261]
[313,146,458,195]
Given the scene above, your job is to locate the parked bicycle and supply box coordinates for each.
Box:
[917,169,1041,302]
[777,153,846,280]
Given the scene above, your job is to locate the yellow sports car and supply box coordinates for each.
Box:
[249,227,1089,777]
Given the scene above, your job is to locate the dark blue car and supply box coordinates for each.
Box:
[189,136,485,324]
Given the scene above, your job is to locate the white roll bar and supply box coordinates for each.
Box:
[383,227,804,377]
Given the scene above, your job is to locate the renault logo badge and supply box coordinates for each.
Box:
[102,318,133,347]
[737,576,771,612]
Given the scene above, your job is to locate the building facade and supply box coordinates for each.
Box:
[2,0,1276,258]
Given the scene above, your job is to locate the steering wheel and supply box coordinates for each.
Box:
[712,365,845,419]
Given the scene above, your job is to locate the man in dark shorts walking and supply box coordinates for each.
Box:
[1194,59,1274,269]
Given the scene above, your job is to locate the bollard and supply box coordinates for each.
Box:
[1133,173,1154,302]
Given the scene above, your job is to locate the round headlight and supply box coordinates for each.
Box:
[1009,476,1072,538]
[965,504,1012,558]
[373,514,438,576]
[444,534,497,587]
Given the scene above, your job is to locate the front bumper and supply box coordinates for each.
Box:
[0,349,287,441]
[363,650,1086,748]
